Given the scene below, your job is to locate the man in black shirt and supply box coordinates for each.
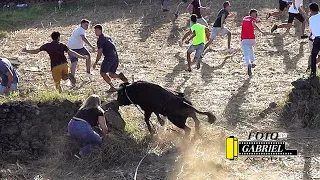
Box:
[204,1,236,53]
[92,24,128,93]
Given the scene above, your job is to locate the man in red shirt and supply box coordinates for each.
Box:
[241,9,265,76]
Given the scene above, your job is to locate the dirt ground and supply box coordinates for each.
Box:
[1,0,320,179]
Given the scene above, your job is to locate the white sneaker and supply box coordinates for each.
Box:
[87,72,94,81]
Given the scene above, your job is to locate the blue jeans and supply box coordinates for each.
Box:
[68,119,103,156]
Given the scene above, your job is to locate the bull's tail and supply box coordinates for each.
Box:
[183,101,216,124]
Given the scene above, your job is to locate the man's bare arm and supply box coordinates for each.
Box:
[22,48,41,54]
[80,35,94,49]
[182,30,192,42]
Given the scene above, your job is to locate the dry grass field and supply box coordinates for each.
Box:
[1,0,320,179]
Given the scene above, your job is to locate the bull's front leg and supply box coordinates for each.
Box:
[155,113,165,126]
[144,111,154,134]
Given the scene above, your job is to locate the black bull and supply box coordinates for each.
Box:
[116,81,216,135]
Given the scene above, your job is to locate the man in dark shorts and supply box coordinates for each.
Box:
[22,32,88,93]
[271,2,308,39]
[92,25,128,93]
[266,0,290,19]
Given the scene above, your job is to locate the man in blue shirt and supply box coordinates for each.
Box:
[92,24,128,93]
[0,58,19,95]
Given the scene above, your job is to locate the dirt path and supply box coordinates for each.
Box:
[1,0,320,179]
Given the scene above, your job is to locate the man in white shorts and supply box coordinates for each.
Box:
[204,1,236,52]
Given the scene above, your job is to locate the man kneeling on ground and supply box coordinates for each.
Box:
[0,58,19,95]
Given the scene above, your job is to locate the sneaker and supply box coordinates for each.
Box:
[67,73,76,85]
[266,13,271,20]
[74,153,81,160]
[251,63,256,68]
[118,72,128,82]
[87,72,94,81]
[271,25,278,33]
[248,64,252,76]
[301,34,308,39]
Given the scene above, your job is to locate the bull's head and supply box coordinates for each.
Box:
[116,82,132,106]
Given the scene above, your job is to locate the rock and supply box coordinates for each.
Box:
[102,100,120,112]
[291,78,311,89]
[105,108,125,130]
[269,102,277,109]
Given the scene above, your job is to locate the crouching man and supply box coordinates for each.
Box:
[0,58,19,95]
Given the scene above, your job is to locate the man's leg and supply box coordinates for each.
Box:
[195,44,204,69]
[227,31,232,50]
[271,12,294,33]
[101,72,116,91]
[186,45,194,72]
[248,40,256,67]
[311,38,320,76]
[204,28,217,51]
[242,40,252,76]
[52,65,63,93]
[296,14,307,38]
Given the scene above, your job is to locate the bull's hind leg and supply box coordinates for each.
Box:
[190,113,200,135]
[168,115,190,136]
[144,111,154,134]
[155,113,165,126]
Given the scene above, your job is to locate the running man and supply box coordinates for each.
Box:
[22,32,88,93]
[308,2,320,78]
[174,0,189,19]
[271,2,308,39]
[241,9,265,76]
[0,58,19,95]
[67,19,95,82]
[266,0,291,19]
[204,1,236,53]
[188,0,208,27]
[181,14,209,71]
[92,25,128,93]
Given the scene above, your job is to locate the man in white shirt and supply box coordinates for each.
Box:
[309,2,320,78]
[271,2,308,39]
[67,19,95,83]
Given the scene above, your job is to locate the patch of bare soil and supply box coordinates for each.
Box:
[2,0,320,179]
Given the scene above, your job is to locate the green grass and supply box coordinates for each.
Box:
[0,31,8,38]
[0,2,77,31]
[122,113,148,141]
[32,90,84,103]
[0,89,84,104]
